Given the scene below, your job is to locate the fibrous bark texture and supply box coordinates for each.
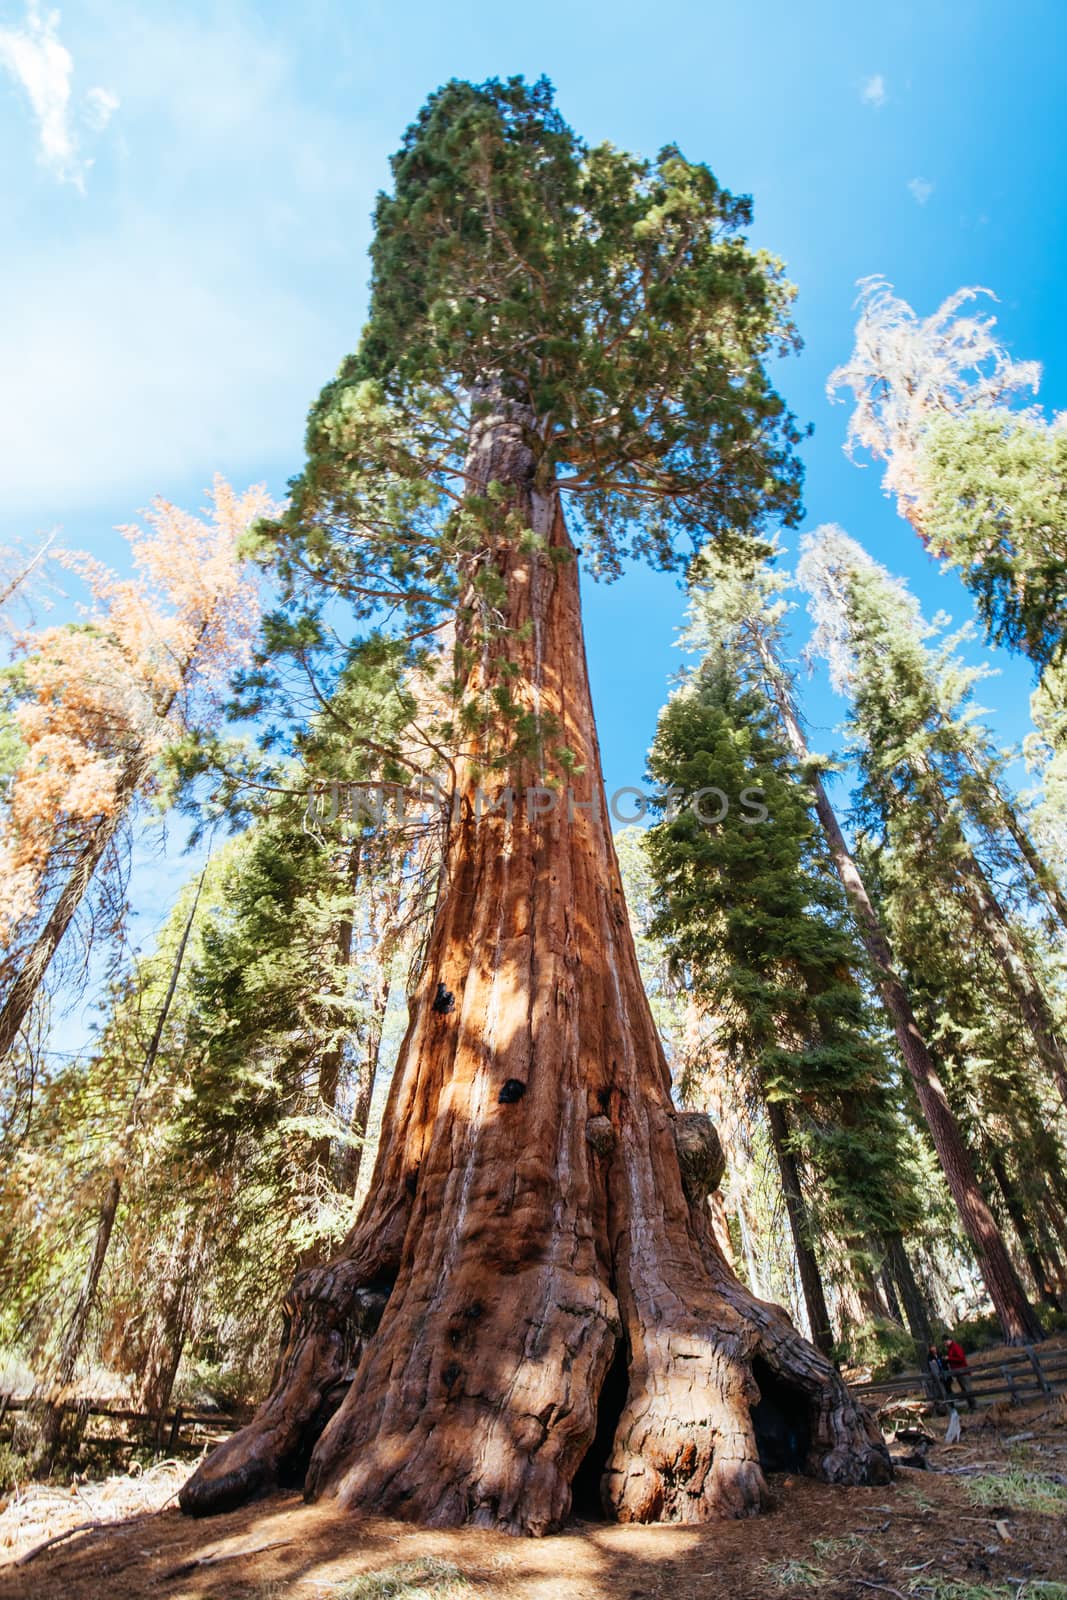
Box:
[181,409,889,1533]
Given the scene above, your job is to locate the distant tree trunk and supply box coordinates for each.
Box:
[1031,1202,1067,1296]
[680,1000,737,1268]
[764,1098,835,1358]
[883,1232,933,1348]
[338,875,403,1198]
[847,1242,889,1326]
[879,1265,904,1326]
[710,1193,735,1268]
[39,877,203,1430]
[952,847,1067,1112]
[1046,1197,1067,1254]
[338,967,390,1196]
[986,1145,1062,1311]
[51,1174,123,1398]
[0,756,149,1063]
[310,847,360,1182]
[962,751,1067,929]
[140,1227,205,1441]
[737,1200,765,1298]
[181,398,889,1531]
[756,652,1044,1345]
[886,735,1067,1112]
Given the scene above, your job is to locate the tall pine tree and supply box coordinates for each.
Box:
[646,661,926,1358]
[680,534,1044,1344]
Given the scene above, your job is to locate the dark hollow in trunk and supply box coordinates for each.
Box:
[750,1356,812,1474]
[569,1337,630,1520]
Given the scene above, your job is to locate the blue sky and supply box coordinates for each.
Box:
[2,0,1064,993]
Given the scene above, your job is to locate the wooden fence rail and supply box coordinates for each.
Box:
[0,1394,239,1451]
[851,1344,1067,1409]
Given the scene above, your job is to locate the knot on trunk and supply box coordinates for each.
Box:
[468,379,537,493]
[585,1114,615,1155]
[286,1267,392,1344]
[673,1112,725,1201]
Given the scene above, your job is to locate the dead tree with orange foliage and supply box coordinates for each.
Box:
[0,477,271,1063]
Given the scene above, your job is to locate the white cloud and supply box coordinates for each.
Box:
[908,176,935,205]
[861,73,887,108]
[84,83,119,132]
[0,8,376,520]
[0,221,341,518]
[0,1,117,187]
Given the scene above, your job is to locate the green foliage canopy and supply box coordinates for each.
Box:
[645,660,920,1240]
[920,409,1067,671]
[245,75,803,766]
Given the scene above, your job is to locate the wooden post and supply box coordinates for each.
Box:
[167,1405,184,1453]
[1001,1363,1021,1403]
[1026,1345,1054,1397]
[923,1362,948,1413]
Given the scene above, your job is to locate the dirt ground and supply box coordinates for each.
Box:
[2,1396,1066,1600]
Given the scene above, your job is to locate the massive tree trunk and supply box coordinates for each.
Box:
[756,655,1044,1344]
[181,403,888,1533]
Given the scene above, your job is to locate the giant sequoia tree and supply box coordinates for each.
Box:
[181,78,889,1533]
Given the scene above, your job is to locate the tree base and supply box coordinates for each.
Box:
[181,1216,889,1532]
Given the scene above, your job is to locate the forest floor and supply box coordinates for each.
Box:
[1,1393,1066,1600]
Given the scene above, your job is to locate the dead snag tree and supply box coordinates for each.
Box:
[181,76,889,1533]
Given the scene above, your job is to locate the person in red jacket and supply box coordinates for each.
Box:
[943,1338,976,1410]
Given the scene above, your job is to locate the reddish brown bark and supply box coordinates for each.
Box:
[960,750,1067,929]
[181,407,888,1532]
[952,846,1067,1113]
[986,1145,1063,1311]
